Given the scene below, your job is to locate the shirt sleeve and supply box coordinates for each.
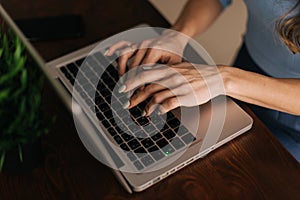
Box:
[218,0,232,8]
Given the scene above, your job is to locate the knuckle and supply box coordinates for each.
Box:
[139,71,147,81]
[167,98,178,108]
[171,76,182,85]
[145,84,153,94]
[152,94,161,104]
[140,40,150,49]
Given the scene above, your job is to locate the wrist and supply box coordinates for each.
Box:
[162,28,190,48]
[171,24,197,38]
[218,66,238,97]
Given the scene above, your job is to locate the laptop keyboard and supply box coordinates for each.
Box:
[59,51,196,171]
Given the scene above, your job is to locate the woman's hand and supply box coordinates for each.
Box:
[119,62,226,116]
[105,29,189,76]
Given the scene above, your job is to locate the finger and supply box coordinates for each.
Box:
[123,65,173,92]
[144,89,177,116]
[128,48,148,68]
[141,49,161,65]
[118,49,136,76]
[128,83,166,109]
[145,82,193,115]
[105,41,132,56]
[159,97,181,114]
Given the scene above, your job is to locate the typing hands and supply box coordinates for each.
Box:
[118,63,225,116]
[105,29,225,115]
[105,29,189,76]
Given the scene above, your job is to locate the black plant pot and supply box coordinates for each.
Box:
[2,140,43,174]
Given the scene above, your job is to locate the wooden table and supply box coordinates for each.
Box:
[1,0,300,199]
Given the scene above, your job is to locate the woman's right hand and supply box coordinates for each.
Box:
[105,29,189,76]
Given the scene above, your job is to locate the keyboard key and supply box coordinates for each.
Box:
[98,103,110,112]
[128,139,141,150]
[182,133,196,145]
[107,127,117,136]
[117,123,128,133]
[156,138,168,148]
[170,137,185,150]
[167,118,181,128]
[162,145,175,156]
[121,133,134,142]
[123,116,133,124]
[128,123,142,133]
[101,120,111,128]
[176,126,189,136]
[68,77,75,85]
[82,83,94,92]
[95,96,106,105]
[75,58,85,66]
[93,51,110,64]
[85,98,93,107]
[143,123,156,133]
[149,147,165,161]
[113,135,123,144]
[96,112,105,121]
[60,67,68,75]
[79,91,88,99]
[103,110,113,119]
[90,105,99,113]
[141,138,154,149]
[66,63,78,76]
[86,56,100,68]
[141,155,154,167]
[134,147,147,154]
[99,88,111,97]
[151,133,162,141]
[76,75,88,85]
[133,160,144,171]
[105,95,112,103]
[127,152,137,162]
[136,116,150,126]
[135,131,148,140]
[129,107,141,118]
[148,145,158,152]
[109,118,117,126]
[163,130,176,140]
[120,143,130,151]
[160,124,169,132]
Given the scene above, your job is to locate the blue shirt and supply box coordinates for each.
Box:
[219,0,300,78]
[219,0,300,162]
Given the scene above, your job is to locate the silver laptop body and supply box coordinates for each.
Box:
[0,5,253,193]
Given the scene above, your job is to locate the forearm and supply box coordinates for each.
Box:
[172,0,223,37]
[220,66,300,115]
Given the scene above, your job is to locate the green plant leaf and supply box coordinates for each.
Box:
[18,145,23,162]
[0,88,10,101]
[0,48,3,58]
[0,56,26,85]
[0,23,53,167]
[0,152,6,172]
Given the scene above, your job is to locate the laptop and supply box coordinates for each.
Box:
[0,5,253,193]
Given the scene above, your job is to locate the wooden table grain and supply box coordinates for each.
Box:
[1,0,300,199]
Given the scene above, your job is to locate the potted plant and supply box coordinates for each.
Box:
[0,23,52,173]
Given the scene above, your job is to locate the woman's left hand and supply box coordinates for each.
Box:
[119,62,226,116]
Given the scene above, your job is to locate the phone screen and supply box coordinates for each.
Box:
[15,15,84,41]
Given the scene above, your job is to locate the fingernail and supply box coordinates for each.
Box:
[118,85,126,93]
[142,66,152,70]
[141,110,146,117]
[104,48,109,56]
[123,101,130,109]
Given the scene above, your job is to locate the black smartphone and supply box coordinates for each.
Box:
[14,14,84,41]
